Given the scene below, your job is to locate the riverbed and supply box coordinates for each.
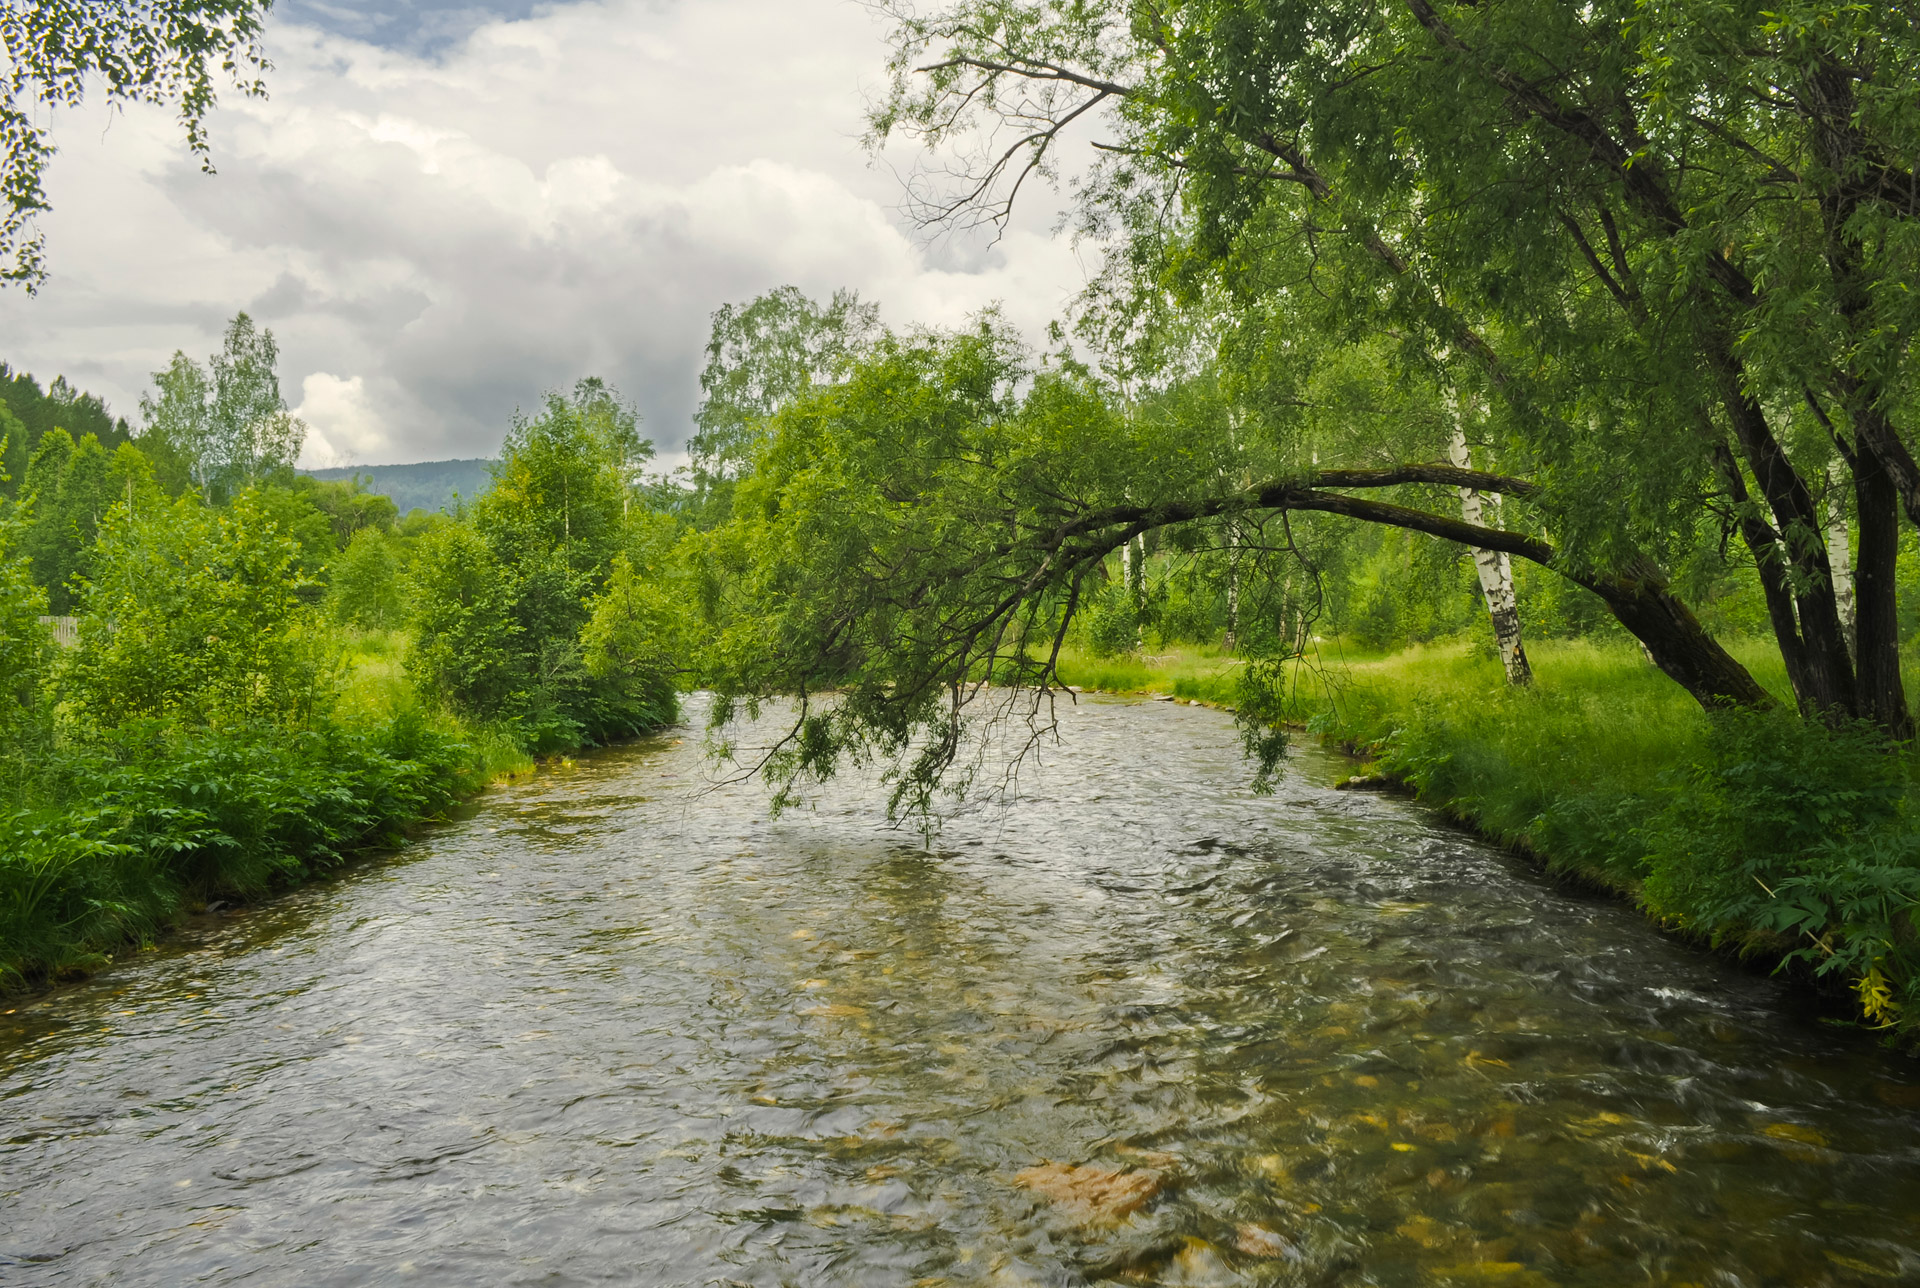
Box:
[3,696,1918,1285]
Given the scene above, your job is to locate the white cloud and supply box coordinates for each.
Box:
[294,371,389,465]
[0,0,1090,466]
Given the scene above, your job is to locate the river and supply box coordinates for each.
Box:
[3,695,1919,1285]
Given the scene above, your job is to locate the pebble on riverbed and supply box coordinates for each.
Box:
[1014,1161,1162,1225]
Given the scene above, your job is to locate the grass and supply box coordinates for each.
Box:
[1056,636,1793,883]
[1054,641,1246,704]
[333,629,535,784]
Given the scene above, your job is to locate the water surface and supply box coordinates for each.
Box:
[4,696,1918,1285]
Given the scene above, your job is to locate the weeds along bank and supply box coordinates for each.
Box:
[0,378,684,992]
[1062,641,1920,1045]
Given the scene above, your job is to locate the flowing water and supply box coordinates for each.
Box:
[4,696,1920,1286]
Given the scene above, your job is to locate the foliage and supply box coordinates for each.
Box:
[871,0,1920,737]
[692,285,881,484]
[407,379,676,751]
[0,365,129,496]
[0,711,483,988]
[294,473,400,546]
[329,526,406,630]
[1641,711,1920,1028]
[18,431,159,612]
[0,500,48,785]
[58,490,327,732]
[139,313,306,502]
[1307,639,1920,1036]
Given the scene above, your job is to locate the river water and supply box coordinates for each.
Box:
[4,696,1919,1286]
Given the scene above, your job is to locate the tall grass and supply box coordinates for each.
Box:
[1054,642,1244,703]
[333,629,535,783]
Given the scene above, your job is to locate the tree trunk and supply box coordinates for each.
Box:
[1850,449,1913,740]
[1574,560,1777,710]
[1448,428,1532,685]
[1712,440,1817,711]
[1122,534,1145,649]
[1827,457,1857,659]
[1224,521,1240,653]
[1718,375,1860,718]
[1274,489,1775,712]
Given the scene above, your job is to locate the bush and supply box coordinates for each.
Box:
[0,712,483,987]
[59,490,328,732]
[329,526,406,629]
[1081,585,1141,658]
[1641,709,1920,1027]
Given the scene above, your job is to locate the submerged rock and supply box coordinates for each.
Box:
[1013,1161,1161,1224]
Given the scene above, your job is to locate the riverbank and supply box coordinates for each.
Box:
[1057,639,1920,1044]
[12,697,1917,1285]
[0,631,660,993]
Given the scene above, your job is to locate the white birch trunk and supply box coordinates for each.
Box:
[1449,427,1533,686]
[1225,522,1240,653]
[1120,535,1145,650]
[1827,457,1857,659]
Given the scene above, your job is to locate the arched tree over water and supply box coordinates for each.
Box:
[850,0,1919,739]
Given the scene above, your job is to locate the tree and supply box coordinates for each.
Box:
[139,312,305,502]
[18,430,159,612]
[695,312,1792,818]
[0,366,128,495]
[0,0,271,288]
[0,486,50,773]
[328,526,405,630]
[409,379,675,749]
[60,489,325,732]
[870,0,1920,737]
[691,286,881,486]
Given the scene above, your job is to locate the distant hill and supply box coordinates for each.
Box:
[302,459,495,516]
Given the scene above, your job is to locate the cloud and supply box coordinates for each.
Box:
[0,0,1089,466]
[294,371,389,465]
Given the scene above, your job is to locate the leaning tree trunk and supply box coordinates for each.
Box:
[1448,428,1532,685]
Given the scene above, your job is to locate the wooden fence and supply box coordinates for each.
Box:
[36,616,78,647]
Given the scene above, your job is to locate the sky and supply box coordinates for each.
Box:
[0,0,1091,468]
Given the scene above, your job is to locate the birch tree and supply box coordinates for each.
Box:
[139,313,304,502]
[0,0,272,287]
[1448,426,1530,686]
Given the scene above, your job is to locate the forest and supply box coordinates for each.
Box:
[3,0,1920,1055]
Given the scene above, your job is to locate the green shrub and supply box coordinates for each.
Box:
[0,712,482,987]
[1641,709,1920,1027]
[329,526,406,629]
[59,489,328,732]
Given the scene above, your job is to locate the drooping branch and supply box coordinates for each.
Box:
[1015,476,1767,711]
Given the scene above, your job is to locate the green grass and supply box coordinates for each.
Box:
[333,629,534,784]
[1054,641,1246,703]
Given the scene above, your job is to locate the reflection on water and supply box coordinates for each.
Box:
[3,696,1919,1286]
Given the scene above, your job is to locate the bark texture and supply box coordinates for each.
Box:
[1448,428,1532,686]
